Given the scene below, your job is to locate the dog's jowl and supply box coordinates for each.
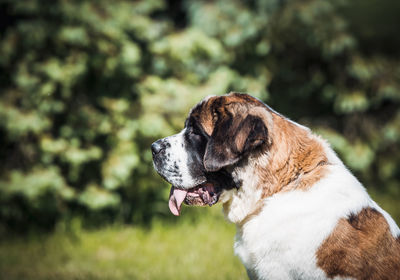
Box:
[152,92,400,280]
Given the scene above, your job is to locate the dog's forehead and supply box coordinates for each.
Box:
[186,96,218,136]
[186,93,263,135]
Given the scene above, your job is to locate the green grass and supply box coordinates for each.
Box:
[1,195,398,280]
[0,206,247,280]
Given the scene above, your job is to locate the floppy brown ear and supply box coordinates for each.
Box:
[203,114,268,172]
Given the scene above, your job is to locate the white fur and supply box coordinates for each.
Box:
[224,138,399,280]
[220,152,268,223]
[234,164,366,279]
[161,129,200,188]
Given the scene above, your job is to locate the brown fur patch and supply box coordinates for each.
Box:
[192,96,219,136]
[317,207,400,279]
[191,93,263,136]
[193,92,329,195]
[258,114,329,198]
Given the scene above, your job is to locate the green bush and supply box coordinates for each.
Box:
[0,0,399,231]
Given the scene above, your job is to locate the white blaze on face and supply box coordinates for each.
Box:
[162,129,200,188]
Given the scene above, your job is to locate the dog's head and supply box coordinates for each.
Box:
[152,93,271,215]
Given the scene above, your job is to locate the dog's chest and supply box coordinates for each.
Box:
[235,213,331,279]
[230,165,376,279]
[232,182,370,280]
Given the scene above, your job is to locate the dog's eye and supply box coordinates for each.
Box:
[190,128,201,137]
[191,128,200,135]
[185,122,207,143]
[188,126,203,140]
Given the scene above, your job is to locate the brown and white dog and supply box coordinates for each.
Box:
[151,93,400,280]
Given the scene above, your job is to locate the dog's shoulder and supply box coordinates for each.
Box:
[235,161,400,279]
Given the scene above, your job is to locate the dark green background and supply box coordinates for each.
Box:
[1,0,399,234]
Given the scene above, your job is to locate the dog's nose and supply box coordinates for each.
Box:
[151,140,164,155]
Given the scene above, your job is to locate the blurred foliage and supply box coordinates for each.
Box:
[0,0,399,232]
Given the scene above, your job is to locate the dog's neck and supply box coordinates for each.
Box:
[221,114,332,225]
[261,115,330,195]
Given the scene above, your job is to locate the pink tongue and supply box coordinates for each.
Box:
[168,186,188,216]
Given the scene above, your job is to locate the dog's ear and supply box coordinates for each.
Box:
[203,113,268,172]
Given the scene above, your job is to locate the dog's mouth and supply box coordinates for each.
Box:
[168,183,221,216]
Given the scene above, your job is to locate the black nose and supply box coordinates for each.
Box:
[151,140,164,155]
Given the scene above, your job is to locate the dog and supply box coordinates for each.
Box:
[151,93,400,279]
